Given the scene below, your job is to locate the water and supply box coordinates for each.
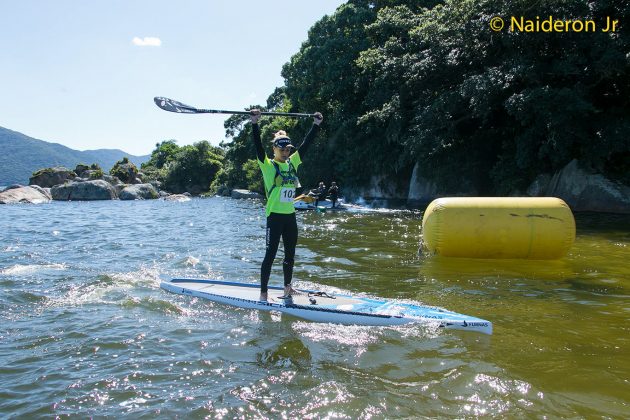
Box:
[1,198,629,418]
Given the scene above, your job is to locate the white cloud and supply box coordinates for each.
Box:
[132,37,162,47]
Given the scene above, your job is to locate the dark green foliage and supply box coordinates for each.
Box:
[110,157,138,184]
[142,140,180,170]
[355,0,630,192]
[216,89,304,191]
[221,0,629,195]
[89,169,104,179]
[141,140,225,194]
[161,141,224,194]
[243,159,265,194]
[140,140,180,185]
[31,167,76,178]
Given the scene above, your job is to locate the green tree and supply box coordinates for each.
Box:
[142,140,180,170]
[163,141,224,194]
[222,0,630,196]
[243,159,265,194]
[281,2,380,189]
[141,140,180,185]
[110,157,138,184]
[217,88,302,190]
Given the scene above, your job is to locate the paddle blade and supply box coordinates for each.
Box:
[154,97,200,114]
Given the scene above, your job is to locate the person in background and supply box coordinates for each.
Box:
[250,108,324,301]
[328,181,339,208]
[312,181,326,207]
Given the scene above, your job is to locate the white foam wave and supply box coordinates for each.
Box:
[0,263,67,275]
[47,266,162,307]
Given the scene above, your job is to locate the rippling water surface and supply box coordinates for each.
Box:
[1,198,629,417]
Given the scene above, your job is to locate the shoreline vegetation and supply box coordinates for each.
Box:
[0,156,628,215]
[3,1,629,213]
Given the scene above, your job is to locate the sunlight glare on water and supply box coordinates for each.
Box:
[0,198,629,417]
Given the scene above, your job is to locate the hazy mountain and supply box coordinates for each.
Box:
[0,126,150,186]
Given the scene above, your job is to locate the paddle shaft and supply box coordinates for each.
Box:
[154,96,314,118]
[188,109,314,117]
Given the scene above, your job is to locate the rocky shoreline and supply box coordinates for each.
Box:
[0,183,264,204]
[3,160,629,214]
[0,164,267,204]
[0,165,192,204]
[357,159,630,214]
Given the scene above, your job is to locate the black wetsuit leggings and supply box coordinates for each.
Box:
[261,212,297,293]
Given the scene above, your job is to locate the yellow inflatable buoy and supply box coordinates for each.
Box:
[421,197,575,259]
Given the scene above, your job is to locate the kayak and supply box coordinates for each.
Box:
[160,278,492,334]
[293,194,344,210]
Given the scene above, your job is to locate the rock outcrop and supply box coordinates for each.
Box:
[345,175,405,201]
[0,185,52,204]
[527,159,630,213]
[102,174,122,185]
[119,184,159,200]
[407,163,438,202]
[110,160,140,184]
[215,185,231,197]
[29,167,76,188]
[51,180,117,201]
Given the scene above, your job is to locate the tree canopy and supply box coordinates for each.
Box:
[220,0,629,195]
[142,140,224,194]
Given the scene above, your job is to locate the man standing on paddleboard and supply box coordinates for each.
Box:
[250,109,323,301]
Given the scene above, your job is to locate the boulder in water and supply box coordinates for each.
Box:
[0,185,52,204]
[51,180,117,201]
[110,158,140,184]
[119,183,159,200]
[29,167,76,188]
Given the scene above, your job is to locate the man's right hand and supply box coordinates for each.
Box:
[250,108,261,124]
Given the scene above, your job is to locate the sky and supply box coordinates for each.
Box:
[0,0,346,156]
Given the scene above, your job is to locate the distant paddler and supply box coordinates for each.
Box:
[250,108,324,301]
[309,181,327,207]
[328,181,340,208]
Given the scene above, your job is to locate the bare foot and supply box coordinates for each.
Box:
[259,292,268,302]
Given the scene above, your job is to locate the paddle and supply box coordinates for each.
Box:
[154,97,315,118]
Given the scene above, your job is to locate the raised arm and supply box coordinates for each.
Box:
[250,109,266,162]
[296,112,323,159]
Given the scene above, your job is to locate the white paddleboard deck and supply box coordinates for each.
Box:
[161,278,492,335]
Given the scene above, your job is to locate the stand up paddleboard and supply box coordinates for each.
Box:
[161,278,492,335]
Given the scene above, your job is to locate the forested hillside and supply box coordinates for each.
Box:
[220,0,629,196]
